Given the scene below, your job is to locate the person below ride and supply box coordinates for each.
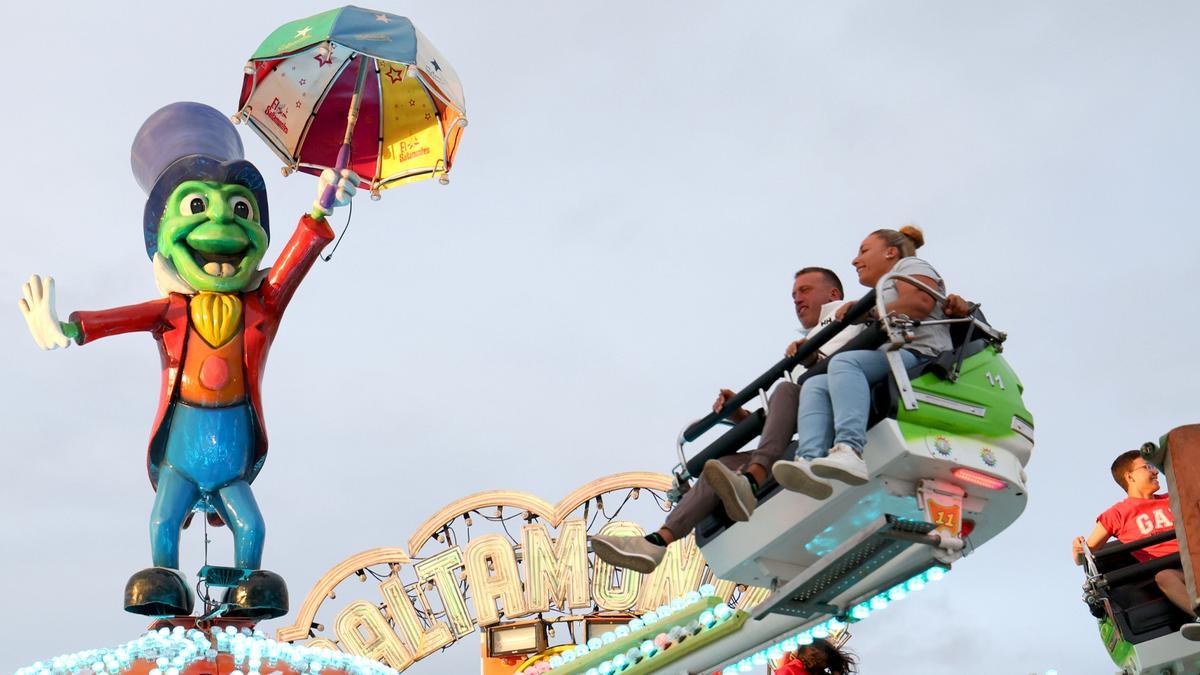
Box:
[1073,450,1200,641]
[773,224,950,498]
[772,636,858,675]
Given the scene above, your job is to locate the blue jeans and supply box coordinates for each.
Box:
[795,349,922,459]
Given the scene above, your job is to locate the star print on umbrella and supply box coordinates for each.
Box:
[374,13,390,23]
[242,39,351,151]
[384,66,404,84]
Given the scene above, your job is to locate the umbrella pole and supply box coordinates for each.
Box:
[313,55,372,219]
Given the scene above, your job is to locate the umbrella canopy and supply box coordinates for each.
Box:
[235,5,467,195]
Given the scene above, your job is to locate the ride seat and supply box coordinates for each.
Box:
[866,338,992,427]
[1091,538,1189,645]
[866,309,996,426]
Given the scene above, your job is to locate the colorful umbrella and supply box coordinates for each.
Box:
[233,6,467,207]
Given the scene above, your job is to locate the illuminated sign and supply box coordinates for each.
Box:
[277,472,768,671]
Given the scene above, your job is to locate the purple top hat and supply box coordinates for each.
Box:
[131,102,270,258]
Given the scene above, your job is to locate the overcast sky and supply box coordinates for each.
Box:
[3,2,1199,674]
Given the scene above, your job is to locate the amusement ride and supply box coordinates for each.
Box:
[10,5,1200,675]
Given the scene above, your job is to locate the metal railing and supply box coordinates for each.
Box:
[672,291,878,481]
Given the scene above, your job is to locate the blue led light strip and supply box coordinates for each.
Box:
[718,566,948,674]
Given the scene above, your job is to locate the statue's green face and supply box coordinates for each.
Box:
[157,181,268,293]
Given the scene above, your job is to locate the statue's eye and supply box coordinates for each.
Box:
[230,195,254,220]
[179,193,207,216]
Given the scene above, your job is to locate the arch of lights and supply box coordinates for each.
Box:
[276,472,770,671]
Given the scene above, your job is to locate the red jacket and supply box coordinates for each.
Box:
[69,215,334,490]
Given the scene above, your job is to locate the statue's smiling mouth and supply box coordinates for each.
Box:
[187,248,249,279]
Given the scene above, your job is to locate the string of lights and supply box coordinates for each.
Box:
[15,625,394,675]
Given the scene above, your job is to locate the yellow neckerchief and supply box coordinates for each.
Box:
[190,292,243,348]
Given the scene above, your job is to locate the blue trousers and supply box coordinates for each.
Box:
[795,349,921,459]
[150,402,265,570]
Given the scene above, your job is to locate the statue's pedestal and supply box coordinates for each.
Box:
[146,615,261,634]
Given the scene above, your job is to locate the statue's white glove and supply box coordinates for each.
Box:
[313,169,360,216]
[19,274,70,350]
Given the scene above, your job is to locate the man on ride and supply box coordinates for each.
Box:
[590,267,855,573]
[1073,450,1200,641]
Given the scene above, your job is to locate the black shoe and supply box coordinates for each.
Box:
[125,567,195,617]
[221,570,289,619]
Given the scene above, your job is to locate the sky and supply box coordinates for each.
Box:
[2,2,1199,673]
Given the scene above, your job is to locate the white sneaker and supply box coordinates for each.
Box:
[1181,620,1200,641]
[773,458,833,500]
[590,534,666,574]
[810,443,870,486]
[702,460,756,521]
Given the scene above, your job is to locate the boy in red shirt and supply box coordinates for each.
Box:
[1073,450,1200,640]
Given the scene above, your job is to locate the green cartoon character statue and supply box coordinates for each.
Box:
[18,101,357,619]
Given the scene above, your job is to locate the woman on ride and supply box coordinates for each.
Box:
[773,225,950,497]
